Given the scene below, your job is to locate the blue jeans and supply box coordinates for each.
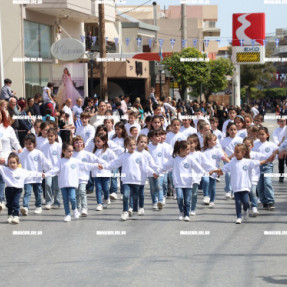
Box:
[234,191,250,218]
[249,185,258,208]
[224,162,232,193]
[109,169,118,194]
[86,173,95,192]
[130,185,145,209]
[191,183,198,211]
[209,178,216,202]
[23,183,43,208]
[122,184,140,212]
[61,187,76,216]
[202,177,210,197]
[139,185,144,208]
[5,187,22,216]
[149,177,163,204]
[176,188,192,217]
[257,163,275,204]
[76,183,87,209]
[94,177,110,204]
[163,173,168,198]
[168,172,174,188]
[0,174,5,202]
[45,176,61,206]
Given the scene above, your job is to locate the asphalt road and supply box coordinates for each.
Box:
[0,114,286,287]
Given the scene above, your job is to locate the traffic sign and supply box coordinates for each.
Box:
[232,46,265,64]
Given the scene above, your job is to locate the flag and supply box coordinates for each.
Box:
[137,38,142,48]
[182,39,187,48]
[125,37,130,46]
[92,36,97,46]
[170,39,176,49]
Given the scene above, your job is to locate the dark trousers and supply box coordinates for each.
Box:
[5,187,22,216]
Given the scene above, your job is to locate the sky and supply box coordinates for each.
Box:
[120,0,287,42]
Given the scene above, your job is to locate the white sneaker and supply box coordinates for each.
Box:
[225,192,231,199]
[209,202,215,208]
[34,207,42,214]
[128,207,133,217]
[179,212,183,221]
[7,215,13,224]
[81,208,88,217]
[190,211,196,216]
[120,194,123,200]
[184,216,190,222]
[203,196,210,205]
[20,207,28,216]
[52,204,60,209]
[243,210,249,220]
[138,208,144,216]
[152,203,159,210]
[96,204,103,211]
[131,212,138,220]
[0,202,3,211]
[236,218,242,224]
[252,207,259,217]
[73,209,80,219]
[103,200,108,209]
[107,198,111,205]
[12,216,20,224]
[173,194,177,200]
[257,198,261,204]
[121,211,129,221]
[64,215,71,222]
[110,193,117,200]
[44,204,51,210]
[162,197,166,205]
[157,201,163,210]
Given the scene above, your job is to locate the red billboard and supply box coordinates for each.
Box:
[232,13,265,46]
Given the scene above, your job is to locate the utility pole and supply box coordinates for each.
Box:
[152,2,158,47]
[99,4,108,101]
[181,4,187,51]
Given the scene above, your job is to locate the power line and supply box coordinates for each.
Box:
[116,0,152,17]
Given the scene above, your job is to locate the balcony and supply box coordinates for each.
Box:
[26,0,115,22]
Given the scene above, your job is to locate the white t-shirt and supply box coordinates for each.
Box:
[220,136,243,156]
[106,151,155,185]
[166,131,187,149]
[222,158,260,193]
[162,155,206,188]
[237,129,248,140]
[180,126,197,137]
[203,147,224,178]
[273,126,287,145]
[252,141,278,160]
[19,148,52,183]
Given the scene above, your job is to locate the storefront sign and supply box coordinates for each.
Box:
[51,38,85,61]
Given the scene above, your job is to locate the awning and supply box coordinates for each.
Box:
[133,52,173,61]
[105,23,119,42]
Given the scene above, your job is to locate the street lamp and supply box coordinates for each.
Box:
[158,63,165,100]
[86,51,97,97]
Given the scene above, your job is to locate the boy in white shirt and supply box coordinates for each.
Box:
[125,111,141,136]
[75,112,95,146]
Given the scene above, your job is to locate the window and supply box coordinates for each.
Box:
[24,21,51,59]
[25,63,51,86]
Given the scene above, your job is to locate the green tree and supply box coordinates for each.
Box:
[240,44,276,102]
[162,47,233,101]
[162,47,209,98]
